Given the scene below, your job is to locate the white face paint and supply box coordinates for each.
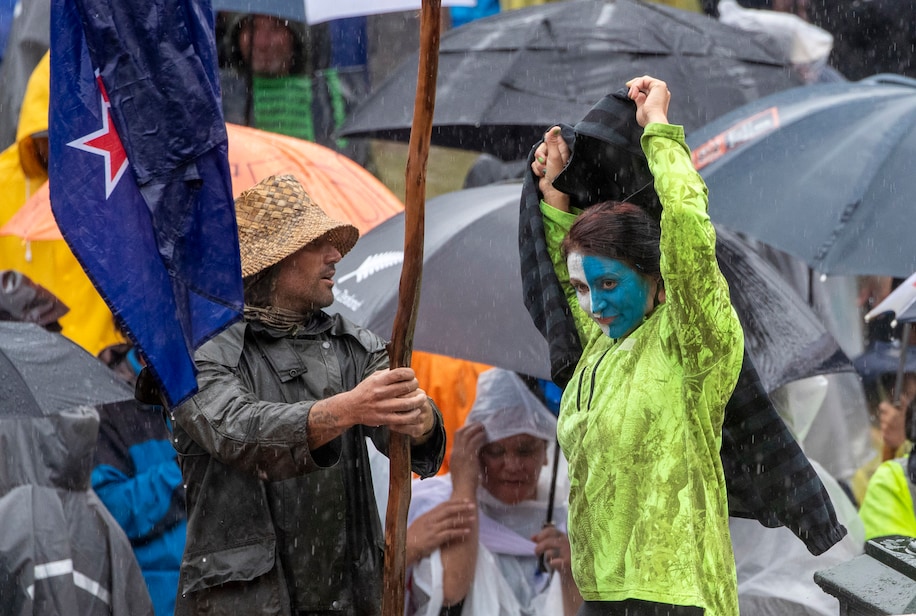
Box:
[567,252,609,337]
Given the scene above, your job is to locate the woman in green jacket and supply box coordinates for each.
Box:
[530,76,745,615]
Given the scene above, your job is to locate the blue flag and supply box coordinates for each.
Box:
[49,0,243,407]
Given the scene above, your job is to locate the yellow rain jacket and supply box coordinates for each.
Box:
[0,52,123,355]
[859,457,916,540]
[543,124,743,614]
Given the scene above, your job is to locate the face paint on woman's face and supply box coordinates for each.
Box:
[567,252,652,339]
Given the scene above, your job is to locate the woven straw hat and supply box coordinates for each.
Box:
[235,174,359,278]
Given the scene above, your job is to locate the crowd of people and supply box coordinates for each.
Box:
[1,1,915,615]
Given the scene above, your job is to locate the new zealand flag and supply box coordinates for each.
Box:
[49,0,243,407]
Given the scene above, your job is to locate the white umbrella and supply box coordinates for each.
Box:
[865,272,916,404]
[211,0,474,24]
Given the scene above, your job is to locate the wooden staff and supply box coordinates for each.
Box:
[382,2,441,615]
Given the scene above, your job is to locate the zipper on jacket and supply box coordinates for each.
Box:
[578,346,613,413]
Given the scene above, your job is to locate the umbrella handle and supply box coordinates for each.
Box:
[894,323,912,407]
[538,438,563,573]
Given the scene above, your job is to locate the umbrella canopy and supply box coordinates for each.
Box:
[0,321,134,417]
[853,339,916,383]
[329,182,850,392]
[337,0,803,161]
[688,74,916,278]
[0,123,403,242]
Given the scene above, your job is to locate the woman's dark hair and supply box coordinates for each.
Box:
[560,201,662,282]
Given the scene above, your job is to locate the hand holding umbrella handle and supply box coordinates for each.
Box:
[880,326,913,462]
[537,438,563,573]
[537,522,555,574]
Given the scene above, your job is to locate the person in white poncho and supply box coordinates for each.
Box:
[406,368,583,616]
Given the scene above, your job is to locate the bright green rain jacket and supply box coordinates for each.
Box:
[542,123,744,614]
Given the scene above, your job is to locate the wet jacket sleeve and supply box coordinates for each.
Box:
[409,404,447,478]
[174,356,333,482]
[643,123,743,393]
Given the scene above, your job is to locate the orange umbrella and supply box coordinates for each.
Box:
[1,123,403,241]
[1,123,485,475]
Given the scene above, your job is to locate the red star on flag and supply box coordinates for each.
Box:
[67,73,129,198]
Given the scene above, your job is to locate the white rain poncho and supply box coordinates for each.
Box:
[466,367,558,443]
[407,368,570,616]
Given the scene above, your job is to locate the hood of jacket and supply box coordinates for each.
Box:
[220,12,311,75]
[0,404,99,493]
[16,50,49,180]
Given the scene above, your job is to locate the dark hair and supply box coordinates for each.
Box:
[243,265,280,307]
[560,201,662,283]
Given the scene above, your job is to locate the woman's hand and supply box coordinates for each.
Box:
[449,422,487,496]
[626,75,671,127]
[533,524,583,615]
[530,126,571,212]
[532,523,574,577]
[406,499,477,566]
[879,400,907,452]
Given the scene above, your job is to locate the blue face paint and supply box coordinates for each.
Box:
[567,252,651,339]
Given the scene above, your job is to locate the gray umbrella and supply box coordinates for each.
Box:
[0,323,154,615]
[0,321,134,417]
[687,74,916,278]
[329,182,850,392]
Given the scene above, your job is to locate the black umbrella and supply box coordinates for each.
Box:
[853,340,916,384]
[688,74,916,278]
[0,321,134,417]
[337,0,803,161]
[329,182,850,393]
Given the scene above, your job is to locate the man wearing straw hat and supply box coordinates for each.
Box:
[169,174,445,616]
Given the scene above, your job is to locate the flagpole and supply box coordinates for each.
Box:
[382,2,441,615]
